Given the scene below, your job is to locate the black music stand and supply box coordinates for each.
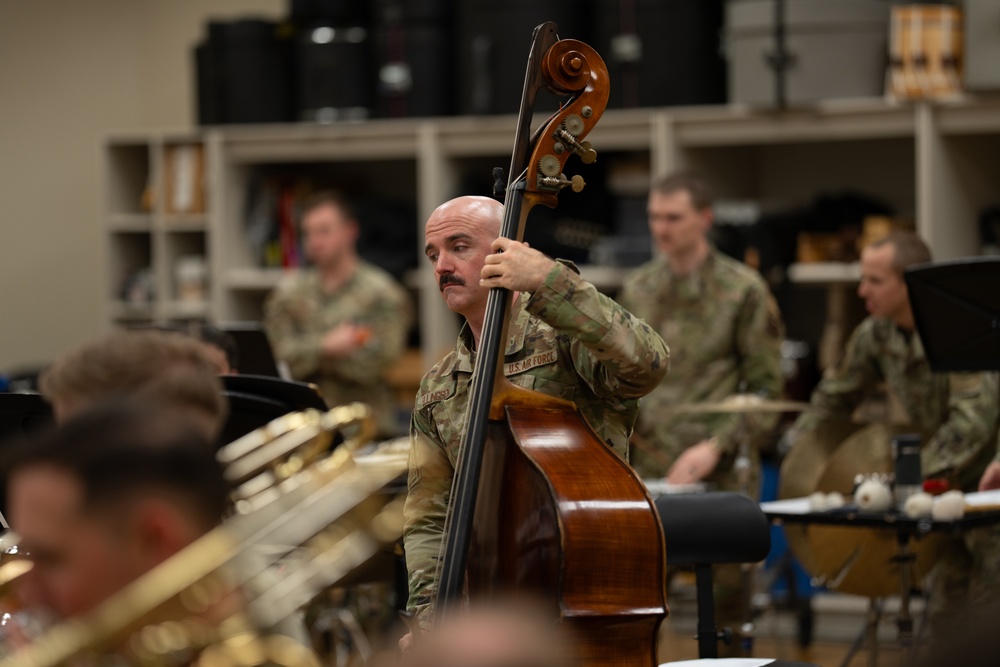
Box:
[218,375,328,447]
[0,393,54,526]
[905,257,1000,372]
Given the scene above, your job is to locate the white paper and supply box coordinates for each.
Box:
[964,489,1000,509]
[660,659,775,667]
[759,497,813,515]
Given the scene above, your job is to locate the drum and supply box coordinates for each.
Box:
[779,422,945,598]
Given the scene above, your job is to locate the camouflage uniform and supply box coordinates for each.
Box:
[263,261,413,436]
[403,262,670,625]
[791,317,998,491]
[790,316,1000,631]
[618,250,785,494]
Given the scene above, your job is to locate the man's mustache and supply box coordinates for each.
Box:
[439,274,465,291]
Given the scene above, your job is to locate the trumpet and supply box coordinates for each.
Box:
[1,402,408,667]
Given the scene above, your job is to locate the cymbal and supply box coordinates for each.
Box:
[779,419,861,576]
[672,394,812,415]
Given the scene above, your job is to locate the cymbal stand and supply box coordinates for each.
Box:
[836,530,919,667]
[736,413,755,657]
[892,530,917,665]
[839,598,883,667]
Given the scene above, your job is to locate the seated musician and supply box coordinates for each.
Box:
[786,230,1000,631]
[38,328,227,440]
[402,196,670,643]
[31,329,312,646]
[3,401,229,644]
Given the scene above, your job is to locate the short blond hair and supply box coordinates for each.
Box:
[39,330,227,439]
[868,230,932,274]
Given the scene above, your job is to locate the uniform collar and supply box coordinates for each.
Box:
[660,249,716,298]
[449,293,532,375]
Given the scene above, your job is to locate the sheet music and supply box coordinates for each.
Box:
[764,491,1000,514]
[964,489,1000,508]
[660,659,774,667]
[758,497,813,515]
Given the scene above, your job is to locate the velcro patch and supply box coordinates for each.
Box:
[504,349,557,376]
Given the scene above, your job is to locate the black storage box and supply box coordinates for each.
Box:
[195,19,294,125]
[373,0,456,118]
[593,0,726,108]
[455,0,592,115]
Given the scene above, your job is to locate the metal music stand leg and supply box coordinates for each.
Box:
[736,416,756,657]
[893,531,917,666]
[839,598,882,667]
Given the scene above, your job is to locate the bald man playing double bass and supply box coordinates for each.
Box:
[402,196,670,642]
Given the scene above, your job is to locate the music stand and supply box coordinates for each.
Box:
[905,257,1000,372]
[0,393,54,527]
[220,322,285,378]
[218,375,329,447]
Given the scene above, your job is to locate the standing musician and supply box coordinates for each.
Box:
[618,172,784,490]
[617,172,783,654]
[401,195,670,644]
[263,191,413,438]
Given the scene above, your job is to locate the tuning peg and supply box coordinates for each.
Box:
[539,173,586,193]
[553,127,597,164]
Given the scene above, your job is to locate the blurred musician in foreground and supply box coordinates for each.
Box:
[400,596,575,667]
[39,328,227,439]
[617,172,783,654]
[787,230,1000,631]
[263,191,413,438]
[402,196,669,642]
[2,402,228,646]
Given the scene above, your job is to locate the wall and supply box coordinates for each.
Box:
[0,0,283,372]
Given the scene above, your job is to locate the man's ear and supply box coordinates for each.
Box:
[346,218,361,243]
[701,207,714,231]
[127,496,199,566]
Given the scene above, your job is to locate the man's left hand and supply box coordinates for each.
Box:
[480,238,556,293]
[666,439,722,484]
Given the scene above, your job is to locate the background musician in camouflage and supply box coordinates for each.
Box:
[789,231,998,490]
[402,196,669,637]
[619,172,784,494]
[263,191,413,437]
[788,230,1000,631]
[618,172,783,655]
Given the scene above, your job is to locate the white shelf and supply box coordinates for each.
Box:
[108,214,153,232]
[105,99,1000,359]
[160,300,210,319]
[787,262,862,285]
[162,214,208,232]
[223,267,289,291]
[577,265,634,292]
[671,99,916,147]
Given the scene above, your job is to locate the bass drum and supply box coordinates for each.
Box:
[779,421,945,599]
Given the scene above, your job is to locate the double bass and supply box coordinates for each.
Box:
[433,23,668,667]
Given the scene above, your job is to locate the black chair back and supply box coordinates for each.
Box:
[655,492,770,658]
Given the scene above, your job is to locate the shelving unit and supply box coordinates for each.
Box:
[103,131,210,326]
[104,97,1000,371]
